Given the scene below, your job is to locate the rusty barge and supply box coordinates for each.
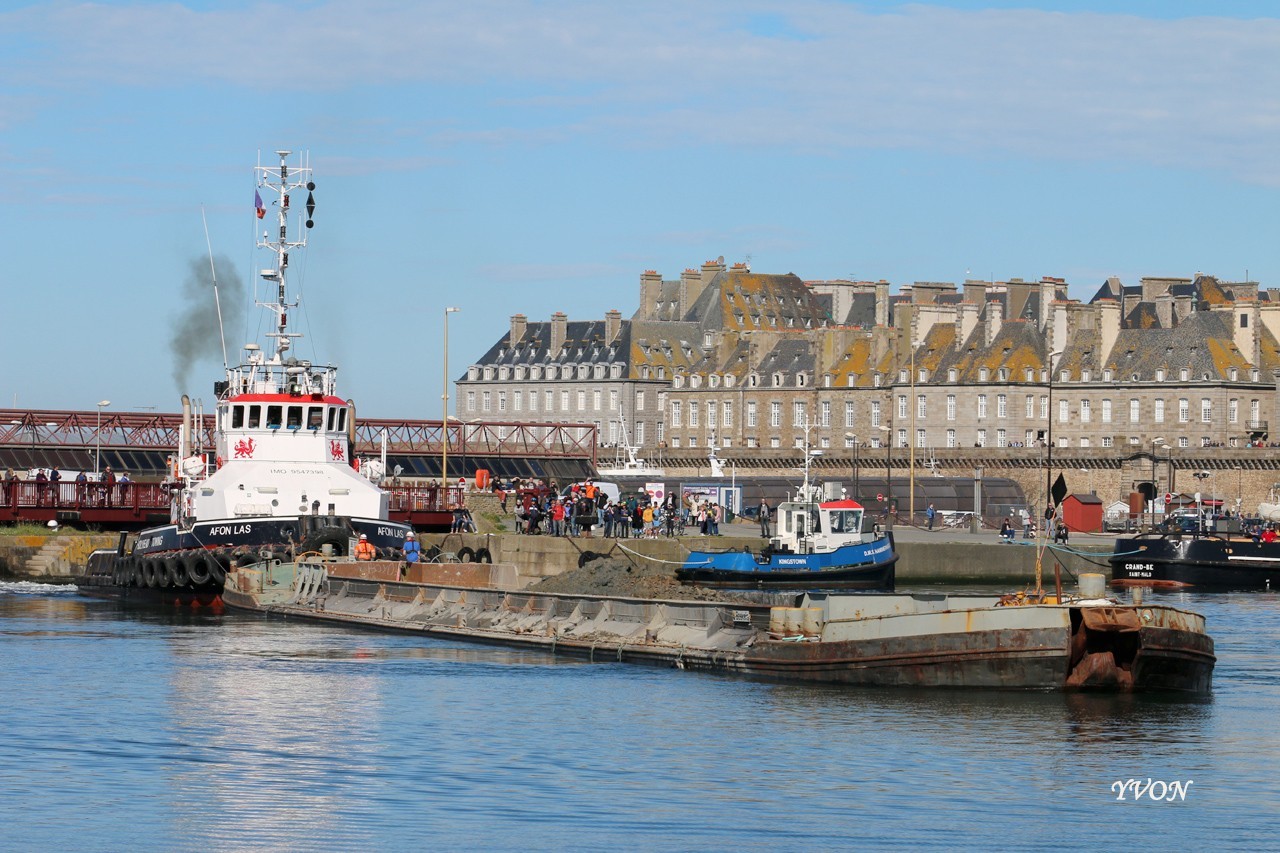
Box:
[220,556,1215,693]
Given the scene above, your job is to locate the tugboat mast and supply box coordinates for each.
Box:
[254,149,316,364]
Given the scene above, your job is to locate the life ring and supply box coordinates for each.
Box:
[457,546,476,563]
[187,553,212,586]
[578,550,601,568]
[475,547,492,564]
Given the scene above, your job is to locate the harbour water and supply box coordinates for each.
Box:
[2,582,1278,851]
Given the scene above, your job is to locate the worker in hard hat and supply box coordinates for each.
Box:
[354,533,376,561]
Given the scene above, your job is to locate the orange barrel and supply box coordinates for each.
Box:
[476,469,491,490]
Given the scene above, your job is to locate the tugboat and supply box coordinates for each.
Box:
[83,150,412,604]
[677,435,896,590]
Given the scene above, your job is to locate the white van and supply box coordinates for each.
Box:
[560,480,621,505]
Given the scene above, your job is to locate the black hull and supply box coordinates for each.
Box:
[82,514,413,605]
[132,514,411,557]
[677,554,897,590]
[1110,534,1280,590]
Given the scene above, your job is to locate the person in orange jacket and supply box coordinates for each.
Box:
[354,533,376,561]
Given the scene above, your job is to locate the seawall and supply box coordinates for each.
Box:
[421,532,1113,587]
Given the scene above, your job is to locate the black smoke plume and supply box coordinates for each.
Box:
[170,255,246,394]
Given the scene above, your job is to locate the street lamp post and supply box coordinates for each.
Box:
[878,425,892,530]
[441,306,460,504]
[1149,436,1164,527]
[95,400,111,477]
[844,432,858,501]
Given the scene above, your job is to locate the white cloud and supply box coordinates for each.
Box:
[2,1,1277,182]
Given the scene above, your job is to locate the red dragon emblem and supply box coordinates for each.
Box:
[330,440,345,461]
[234,437,256,459]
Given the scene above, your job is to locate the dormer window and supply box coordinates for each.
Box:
[690,374,702,389]
[1024,368,1034,382]
[1252,369,1260,382]
[656,366,666,380]
[1156,368,1165,381]
[997,368,1007,381]
[1103,369,1112,382]
[1230,367,1239,381]
[847,375,856,388]
[673,375,684,389]
[611,364,622,379]
[1180,368,1190,381]
[898,369,907,382]
[468,366,479,380]
[949,368,959,383]
[640,366,650,380]
[1059,369,1069,382]
[499,367,510,380]
[796,374,806,388]
[773,373,783,387]
[979,367,989,382]
[483,367,495,380]
[1081,370,1091,382]
[703,332,713,347]
[874,374,882,387]
[919,368,928,382]
[724,374,736,389]
[709,374,720,388]
[749,373,759,387]
[546,366,557,380]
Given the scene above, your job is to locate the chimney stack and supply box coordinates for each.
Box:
[510,313,527,344]
[550,311,568,353]
[605,309,622,345]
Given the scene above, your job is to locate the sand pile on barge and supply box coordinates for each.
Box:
[530,556,748,603]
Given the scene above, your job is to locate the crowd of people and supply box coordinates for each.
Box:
[509,483,727,540]
[3,466,131,507]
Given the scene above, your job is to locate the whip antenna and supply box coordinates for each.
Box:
[202,206,230,371]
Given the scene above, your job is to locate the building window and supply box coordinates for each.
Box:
[577,390,586,410]
[1178,398,1190,423]
[671,401,682,427]
[707,402,717,428]
[976,428,987,447]
[689,403,699,427]
[770,402,781,427]
[896,428,907,448]
[671,437,680,448]
[1039,395,1048,420]
[997,394,1007,419]
[689,436,697,447]
[514,390,523,411]
[466,390,476,412]
[871,401,881,428]
[1201,398,1212,423]
[997,428,1006,448]
[820,400,831,427]
[948,368,958,383]
[1080,437,1090,448]
[897,395,907,419]
[979,367,989,382]
[482,391,492,412]
[916,395,926,420]
[636,390,645,411]
[844,434,857,448]
[1058,399,1068,422]
[544,390,553,411]
[657,422,664,443]
[1025,395,1034,419]
[1102,436,1113,448]
[916,428,926,448]
[1128,399,1138,422]
[770,436,781,449]
[498,391,507,412]
[946,428,956,448]
[1153,399,1164,422]
[1229,398,1238,424]
[1080,399,1091,423]
[845,400,855,427]
[1252,399,1261,425]
[1180,368,1190,381]
[1179,436,1189,449]
[1101,399,1111,423]
[635,422,644,444]
[947,395,956,421]
[722,400,733,427]
[608,421,618,444]
[977,395,988,419]
[747,401,757,427]
[609,389,618,411]
[793,401,805,426]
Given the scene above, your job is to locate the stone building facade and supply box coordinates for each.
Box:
[457,260,1280,476]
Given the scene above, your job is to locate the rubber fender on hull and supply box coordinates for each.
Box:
[457,546,476,563]
[209,554,228,585]
[141,559,158,588]
[298,526,350,558]
[185,553,211,587]
[161,556,181,588]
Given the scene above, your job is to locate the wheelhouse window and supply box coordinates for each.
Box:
[307,407,323,430]
[266,405,283,429]
[327,407,338,431]
[232,406,245,429]
[248,405,262,428]
[287,406,303,430]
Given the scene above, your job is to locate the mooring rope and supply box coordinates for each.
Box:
[612,542,711,566]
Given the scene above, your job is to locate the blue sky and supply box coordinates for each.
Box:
[2,0,1277,418]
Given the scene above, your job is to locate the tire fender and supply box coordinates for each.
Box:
[475,547,493,564]
[457,546,476,563]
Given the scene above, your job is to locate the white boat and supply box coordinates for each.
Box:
[596,407,665,478]
[83,150,411,603]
